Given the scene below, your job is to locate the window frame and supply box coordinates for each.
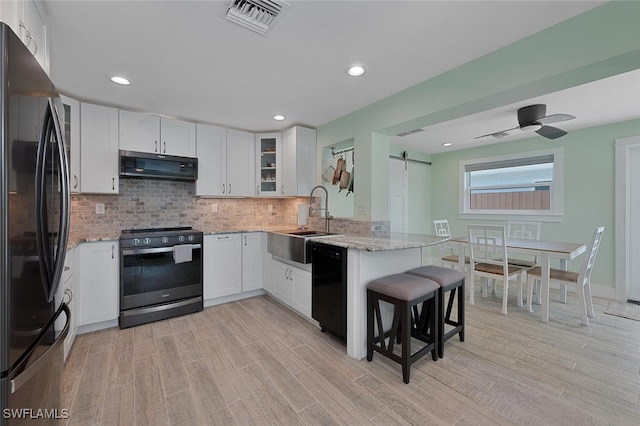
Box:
[458,147,563,222]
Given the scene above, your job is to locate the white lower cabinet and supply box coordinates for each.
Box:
[77,241,119,326]
[203,234,242,299]
[267,257,312,319]
[57,247,77,362]
[242,232,264,292]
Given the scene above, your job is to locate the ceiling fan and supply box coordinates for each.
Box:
[475,104,576,140]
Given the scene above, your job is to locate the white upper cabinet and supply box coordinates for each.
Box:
[196,125,254,197]
[282,126,317,196]
[80,103,119,194]
[118,110,160,154]
[255,132,282,196]
[1,1,50,74]
[119,110,196,157]
[195,124,226,196]
[160,118,196,157]
[226,129,255,196]
[60,95,81,193]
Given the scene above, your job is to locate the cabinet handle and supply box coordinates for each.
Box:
[112,177,115,191]
[257,185,260,195]
[112,245,115,259]
[228,184,231,194]
[73,175,78,189]
[217,236,230,239]
[19,23,37,55]
[281,185,284,194]
[163,141,166,153]
[222,184,225,194]
[155,141,158,152]
[244,235,247,246]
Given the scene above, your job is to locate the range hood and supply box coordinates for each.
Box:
[119,150,198,181]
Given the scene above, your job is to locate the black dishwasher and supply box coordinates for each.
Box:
[311,242,347,341]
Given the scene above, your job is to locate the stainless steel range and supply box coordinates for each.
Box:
[119,227,203,328]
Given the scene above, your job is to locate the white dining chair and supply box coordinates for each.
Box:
[433,219,469,271]
[467,224,526,315]
[507,221,542,303]
[526,226,605,326]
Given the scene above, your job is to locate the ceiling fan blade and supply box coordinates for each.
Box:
[537,113,576,125]
[536,125,567,140]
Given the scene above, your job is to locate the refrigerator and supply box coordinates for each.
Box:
[0,22,70,424]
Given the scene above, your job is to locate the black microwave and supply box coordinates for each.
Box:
[119,150,198,181]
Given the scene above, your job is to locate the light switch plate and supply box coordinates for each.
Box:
[96,203,105,214]
[211,204,218,213]
[268,204,273,213]
[357,203,366,215]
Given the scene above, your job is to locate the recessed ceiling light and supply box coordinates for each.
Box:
[347,65,365,77]
[273,115,285,121]
[443,142,453,147]
[110,76,131,85]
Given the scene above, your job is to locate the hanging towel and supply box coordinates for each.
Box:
[173,244,193,264]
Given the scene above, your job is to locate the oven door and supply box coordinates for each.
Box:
[120,244,202,310]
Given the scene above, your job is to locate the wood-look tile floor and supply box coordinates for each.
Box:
[62,290,640,425]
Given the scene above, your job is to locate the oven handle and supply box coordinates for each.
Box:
[121,244,201,256]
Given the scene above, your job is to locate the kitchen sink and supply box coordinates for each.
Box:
[267,229,340,263]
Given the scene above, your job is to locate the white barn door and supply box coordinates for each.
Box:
[389,159,408,233]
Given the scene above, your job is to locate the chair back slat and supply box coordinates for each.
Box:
[507,221,541,240]
[467,224,508,269]
[579,226,605,285]
[433,219,454,257]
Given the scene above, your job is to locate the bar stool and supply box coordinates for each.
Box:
[366,273,439,384]
[406,265,464,358]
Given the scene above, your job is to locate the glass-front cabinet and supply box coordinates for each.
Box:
[256,132,281,196]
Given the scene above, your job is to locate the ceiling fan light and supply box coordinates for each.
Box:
[520,123,542,133]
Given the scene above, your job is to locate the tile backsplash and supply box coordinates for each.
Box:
[69,179,390,241]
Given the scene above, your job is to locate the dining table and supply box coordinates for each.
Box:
[448,236,587,322]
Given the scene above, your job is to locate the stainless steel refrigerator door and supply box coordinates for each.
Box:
[5,304,69,425]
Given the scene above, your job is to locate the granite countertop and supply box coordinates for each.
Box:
[68,228,446,253]
[307,233,446,252]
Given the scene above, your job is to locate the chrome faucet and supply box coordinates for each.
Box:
[308,185,333,233]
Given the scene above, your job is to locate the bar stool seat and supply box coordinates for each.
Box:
[406,265,465,358]
[366,273,439,384]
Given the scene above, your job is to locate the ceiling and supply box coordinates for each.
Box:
[391,68,640,154]
[42,1,612,137]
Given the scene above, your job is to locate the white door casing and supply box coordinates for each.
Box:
[615,136,640,302]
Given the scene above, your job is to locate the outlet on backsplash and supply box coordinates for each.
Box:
[211,204,218,213]
[95,203,105,214]
[268,204,273,213]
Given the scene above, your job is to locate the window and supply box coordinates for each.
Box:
[459,148,563,221]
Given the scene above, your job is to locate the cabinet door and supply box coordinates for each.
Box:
[291,267,312,319]
[241,233,264,292]
[119,110,161,153]
[226,129,255,196]
[60,95,81,193]
[20,0,49,74]
[78,242,119,326]
[203,234,242,299]
[160,118,196,157]
[195,124,226,196]
[270,261,293,305]
[284,126,317,196]
[80,103,119,194]
[256,132,281,196]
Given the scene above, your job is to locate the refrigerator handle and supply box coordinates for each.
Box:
[49,100,71,301]
[9,303,70,394]
[35,103,55,299]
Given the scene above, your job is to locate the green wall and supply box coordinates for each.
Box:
[430,118,640,291]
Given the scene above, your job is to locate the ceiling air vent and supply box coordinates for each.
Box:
[395,128,424,137]
[224,0,290,36]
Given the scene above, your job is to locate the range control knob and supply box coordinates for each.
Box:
[178,235,185,243]
[133,238,140,246]
[187,235,194,242]
[143,238,151,245]
[161,237,169,244]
